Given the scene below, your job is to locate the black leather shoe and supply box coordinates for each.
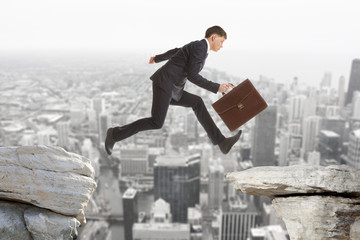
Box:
[218,130,242,154]
[105,128,115,155]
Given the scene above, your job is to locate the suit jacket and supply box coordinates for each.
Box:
[150,39,220,101]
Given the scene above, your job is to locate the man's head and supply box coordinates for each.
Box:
[205,26,227,52]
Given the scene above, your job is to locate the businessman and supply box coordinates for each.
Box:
[105,26,241,155]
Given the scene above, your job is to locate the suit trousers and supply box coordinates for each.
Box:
[112,82,225,145]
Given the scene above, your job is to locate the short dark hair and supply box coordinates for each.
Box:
[205,26,227,39]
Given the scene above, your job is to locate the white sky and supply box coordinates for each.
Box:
[1,0,359,85]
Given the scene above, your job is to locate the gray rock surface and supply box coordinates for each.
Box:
[226,165,360,197]
[0,145,97,223]
[0,200,80,240]
[227,165,360,240]
[272,196,360,240]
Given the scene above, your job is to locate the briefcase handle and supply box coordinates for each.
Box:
[222,83,235,95]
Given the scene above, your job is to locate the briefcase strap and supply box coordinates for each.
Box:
[217,88,255,115]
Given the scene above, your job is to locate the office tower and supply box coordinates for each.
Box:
[302,116,321,156]
[321,117,346,144]
[252,105,277,166]
[279,131,290,166]
[303,90,317,119]
[200,143,213,176]
[352,91,360,118]
[37,132,50,145]
[288,95,306,123]
[87,109,97,132]
[132,198,190,240]
[208,159,224,210]
[120,145,149,175]
[338,76,346,109]
[317,130,340,162]
[150,198,172,223]
[308,151,320,165]
[321,72,332,89]
[98,113,109,144]
[346,59,360,105]
[288,122,301,136]
[326,105,340,118]
[346,129,360,168]
[56,121,69,147]
[92,97,104,118]
[221,196,258,240]
[123,188,138,240]
[154,154,200,223]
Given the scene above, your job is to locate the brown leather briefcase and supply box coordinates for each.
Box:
[212,79,268,131]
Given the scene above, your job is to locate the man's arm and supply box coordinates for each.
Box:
[151,48,180,63]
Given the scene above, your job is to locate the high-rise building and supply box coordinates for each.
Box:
[288,95,306,124]
[123,188,138,240]
[98,113,109,144]
[317,130,340,162]
[321,117,346,146]
[279,131,290,166]
[252,105,277,166]
[120,145,149,175]
[352,91,360,119]
[154,154,200,223]
[37,132,50,145]
[321,72,332,89]
[346,129,360,168]
[302,116,321,157]
[221,196,259,240]
[208,159,224,210]
[56,121,69,147]
[346,59,360,105]
[338,76,346,109]
[132,198,190,240]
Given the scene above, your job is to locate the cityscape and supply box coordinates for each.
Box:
[1,53,360,240]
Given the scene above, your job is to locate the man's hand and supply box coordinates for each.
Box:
[149,56,155,64]
[218,83,234,93]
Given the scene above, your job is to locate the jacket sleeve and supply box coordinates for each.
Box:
[154,48,180,63]
[187,43,220,94]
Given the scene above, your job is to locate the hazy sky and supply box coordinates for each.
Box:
[1,0,359,86]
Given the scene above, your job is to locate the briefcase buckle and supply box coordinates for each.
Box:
[237,103,244,110]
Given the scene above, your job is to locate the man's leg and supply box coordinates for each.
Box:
[111,83,171,142]
[170,91,225,145]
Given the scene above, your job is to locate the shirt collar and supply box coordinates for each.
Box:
[204,38,210,54]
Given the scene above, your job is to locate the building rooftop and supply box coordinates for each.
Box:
[122,188,137,199]
[320,130,339,138]
[155,154,200,167]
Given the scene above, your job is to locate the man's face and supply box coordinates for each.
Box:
[211,34,226,52]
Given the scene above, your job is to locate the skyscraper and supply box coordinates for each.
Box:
[338,76,346,109]
[252,105,277,166]
[154,154,200,223]
[346,59,360,105]
[221,196,258,240]
[352,91,360,119]
[302,116,321,157]
[346,129,360,168]
[288,95,306,124]
[56,121,69,148]
[317,130,340,162]
[98,113,109,144]
[123,188,138,240]
[208,159,224,210]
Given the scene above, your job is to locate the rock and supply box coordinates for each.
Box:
[24,207,80,240]
[0,200,80,240]
[272,196,360,240]
[0,201,32,240]
[227,165,360,240]
[226,165,360,197]
[0,145,97,223]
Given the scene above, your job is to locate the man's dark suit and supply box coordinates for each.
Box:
[112,39,225,145]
